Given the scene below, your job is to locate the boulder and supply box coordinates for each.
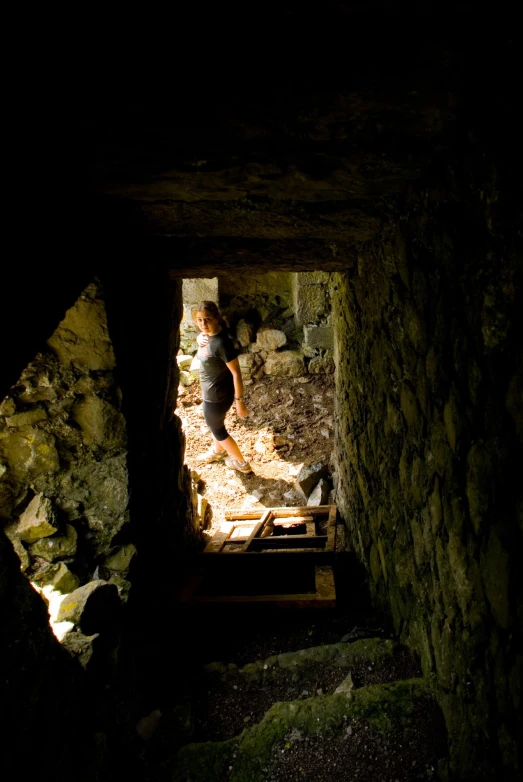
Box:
[177,355,194,370]
[57,580,121,634]
[264,351,306,378]
[29,523,78,562]
[32,562,80,593]
[17,494,58,543]
[61,630,101,670]
[308,355,335,374]
[256,329,287,350]
[104,543,137,572]
[236,320,254,347]
[307,478,331,506]
[294,462,330,498]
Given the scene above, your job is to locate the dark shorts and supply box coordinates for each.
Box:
[202,395,234,441]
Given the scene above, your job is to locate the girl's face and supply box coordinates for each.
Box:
[196,310,220,336]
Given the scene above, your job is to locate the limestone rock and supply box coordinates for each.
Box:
[17,494,58,543]
[0,427,60,479]
[307,478,331,506]
[236,319,254,347]
[6,409,47,428]
[238,353,256,376]
[179,370,197,386]
[57,580,121,634]
[265,351,306,377]
[72,396,127,450]
[47,282,116,370]
[61,630,101,670]
[108,574,132,602]
[29,523,78,562]
[32,562,80,593]
[3,522,30,571]
[177,355,194,370]
[308,355,335,374]
[256,328,287,350]
[104,543,137,572]
[294,462,330,498]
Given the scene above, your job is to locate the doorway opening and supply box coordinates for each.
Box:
[175,270,337,539]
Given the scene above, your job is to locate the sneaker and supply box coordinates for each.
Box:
[225,457,253,474]
[198,449,227,464]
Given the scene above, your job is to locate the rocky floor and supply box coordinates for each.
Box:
[176,373,336,532]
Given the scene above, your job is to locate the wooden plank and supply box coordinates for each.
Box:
[305,521,316,537]
[242,510,273,552]
[203,528,234,554]
[249,535,327,549]
[224,505,335,520]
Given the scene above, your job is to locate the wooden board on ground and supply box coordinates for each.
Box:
[177,564,336,609]
[204,504,337,555]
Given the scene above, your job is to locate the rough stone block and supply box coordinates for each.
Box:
[57,580,120,634]
[17,494,58,543]
[6,409,47,428]
[236,319,254,347]
[294,285,330,326]
[104,543,137,572]
[3,522,30,570]
[47,282,116,371]
[307,478,330,506]
[308,355,335,374]
[294,462,330,498]
[256,328,287,350]
[303,325,334,349]
[29,523,78,562]
[264,351,306,377]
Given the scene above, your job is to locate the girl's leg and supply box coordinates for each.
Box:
[203,399,249,464]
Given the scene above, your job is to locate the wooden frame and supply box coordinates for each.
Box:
[204,505,337,555]
[177,505,338,608]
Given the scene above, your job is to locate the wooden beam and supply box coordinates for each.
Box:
[242,510,273,552]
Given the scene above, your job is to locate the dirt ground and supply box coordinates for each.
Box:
[175,373,336,533]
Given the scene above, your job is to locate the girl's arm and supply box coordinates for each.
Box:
[226,358,248,418]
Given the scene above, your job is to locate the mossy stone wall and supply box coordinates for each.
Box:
[332,188,522,780]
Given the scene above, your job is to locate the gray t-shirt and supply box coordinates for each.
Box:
[197,331,238,402]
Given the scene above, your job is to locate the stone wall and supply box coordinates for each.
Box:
[332,185,522,779]
[0,281,134,618]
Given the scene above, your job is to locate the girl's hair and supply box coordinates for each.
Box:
[195,300,228,328]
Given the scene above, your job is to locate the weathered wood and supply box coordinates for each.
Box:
[249,535,327,549]
[203,530,232,554]
[224,505,334,520]
[242,510,273,552]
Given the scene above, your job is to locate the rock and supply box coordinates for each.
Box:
[0,397,16,416]
[17,494,59,543]
[180,370,197,386]
[265,351,306,377]
[236,319,254,347]
[1,427,60,479]
[238,353,256,376]
[190,356,201,372]
[47,281,116,370]
[251,489,264,501]
[197,494,209,528]
[136,709,162,741]
[256,328,287,350]
[177,355,194,369]
[72,396,127,450]
[57,580,121,634]
[294,462,330,498]
[3,522,30,571]
[308,355,335,374]
[108,574,132,602]
[61,630,101,670]
[51,563,81,593]
[5,409,47,428]
[29,523,78,562]
[104,543,137,572]
[307,478,330,506]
